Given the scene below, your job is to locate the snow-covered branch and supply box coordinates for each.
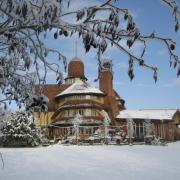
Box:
[0,0,179,110]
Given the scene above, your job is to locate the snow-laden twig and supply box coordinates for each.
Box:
[0,0,179,110]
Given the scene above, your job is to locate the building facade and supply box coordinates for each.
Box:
[116,109,180,141]
[34,57,125,138]
[34,57,180,142]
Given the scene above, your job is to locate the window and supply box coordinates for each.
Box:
[80,127,84,134]
[85,127,92,135]
[61,111,65,116]
[91,95,98,100]
[73,109,85,116]
[69,79,75,84]
[64,110,71,117]
[134,122,145,139]
[65,95,86,100]
[91,109,98,116]
[63,109,87,117]
[79,109,85,116]
[74,95,85,99]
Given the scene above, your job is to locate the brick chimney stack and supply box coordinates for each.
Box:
[99,60,116,122]
[100,70,113,96]
[99,60,113,96]
[99,60,125,125]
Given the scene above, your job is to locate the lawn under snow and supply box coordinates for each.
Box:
[1,142,180,180]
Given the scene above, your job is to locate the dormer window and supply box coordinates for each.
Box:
[69,78,75,84]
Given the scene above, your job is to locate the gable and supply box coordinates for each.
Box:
[172,110,180,125]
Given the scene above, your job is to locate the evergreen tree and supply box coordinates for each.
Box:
[1,111,42,147]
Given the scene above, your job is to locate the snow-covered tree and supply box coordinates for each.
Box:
[144,120,154,137]
[0,108,11,132]
[0,0,180,110]
[144,119,156,144]
[102,110,111,144]
[127,118,134,145]
[1,111,42,147]
[72,113,82,144]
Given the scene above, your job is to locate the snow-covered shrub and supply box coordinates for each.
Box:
[113,130,127,144]
[0,111,42,147]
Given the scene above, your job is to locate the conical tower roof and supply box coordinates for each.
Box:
[56,79,104,97]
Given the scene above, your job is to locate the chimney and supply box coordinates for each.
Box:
[99,60,113,96]
[99,60,122,125]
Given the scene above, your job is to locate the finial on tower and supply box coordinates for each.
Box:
[75,40,77,57]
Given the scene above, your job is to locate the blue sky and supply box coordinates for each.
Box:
[5,0,180,110]
[44,0,180,109]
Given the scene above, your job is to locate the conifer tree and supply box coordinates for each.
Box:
[1,111,42,147]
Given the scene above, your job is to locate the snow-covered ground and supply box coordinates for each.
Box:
[0,142,180,180]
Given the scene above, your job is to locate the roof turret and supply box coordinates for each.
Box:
[68,57,85,78]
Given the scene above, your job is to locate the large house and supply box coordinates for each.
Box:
[34,56,180,141]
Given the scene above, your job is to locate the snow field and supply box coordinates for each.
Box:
[0,142,180,180]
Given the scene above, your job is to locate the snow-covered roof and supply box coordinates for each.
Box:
[56,80,104,97]
[116,109,178,120]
